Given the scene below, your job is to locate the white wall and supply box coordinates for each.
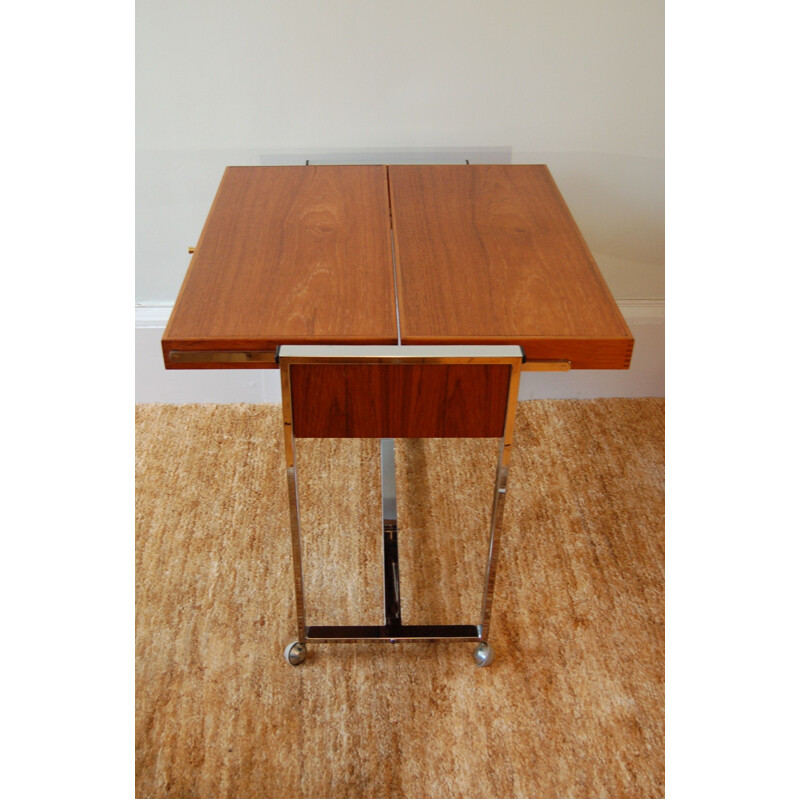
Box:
[136,0,664,398]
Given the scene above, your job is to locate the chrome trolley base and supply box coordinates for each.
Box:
[277,345,557,667]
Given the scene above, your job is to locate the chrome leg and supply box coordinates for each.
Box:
[380,439,402,628]
[285,465,307,644]
[478,452,509,645]
[478,362,522,648]
[380,438,398,524]
[280,361,306,646]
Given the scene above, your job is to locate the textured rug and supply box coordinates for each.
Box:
[136,399,664,798]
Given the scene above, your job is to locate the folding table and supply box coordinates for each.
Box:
[162,164,633,666]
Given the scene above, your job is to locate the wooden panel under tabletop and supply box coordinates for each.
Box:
[289,363,511,438]
[388,165,634,369]
[162,166,397,369]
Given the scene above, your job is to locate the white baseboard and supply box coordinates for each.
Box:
[136,301,664,403]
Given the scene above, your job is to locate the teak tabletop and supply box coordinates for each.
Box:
[163,164,633,370]
[162,166,397,369]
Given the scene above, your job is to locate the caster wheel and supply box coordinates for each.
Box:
[284,641,307,666]
[473,642,495,667]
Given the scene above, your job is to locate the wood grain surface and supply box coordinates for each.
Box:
[162,166,397,369]
[162,165,634,371]
[289,363,511,438]
[389,165,633,369]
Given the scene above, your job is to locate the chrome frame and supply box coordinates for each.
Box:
[168,350,277,363]
[278,345,555,650]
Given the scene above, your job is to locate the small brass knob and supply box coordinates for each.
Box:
[188,246,196,254]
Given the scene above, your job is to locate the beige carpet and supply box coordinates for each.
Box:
[136,399,664,798]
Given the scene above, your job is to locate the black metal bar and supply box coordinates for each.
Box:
[306,624,480,641]
[383,521,401,624]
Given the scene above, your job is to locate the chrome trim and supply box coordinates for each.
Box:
[168,350,276,363]
[279,344,525,656]
[278,344,523,362]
